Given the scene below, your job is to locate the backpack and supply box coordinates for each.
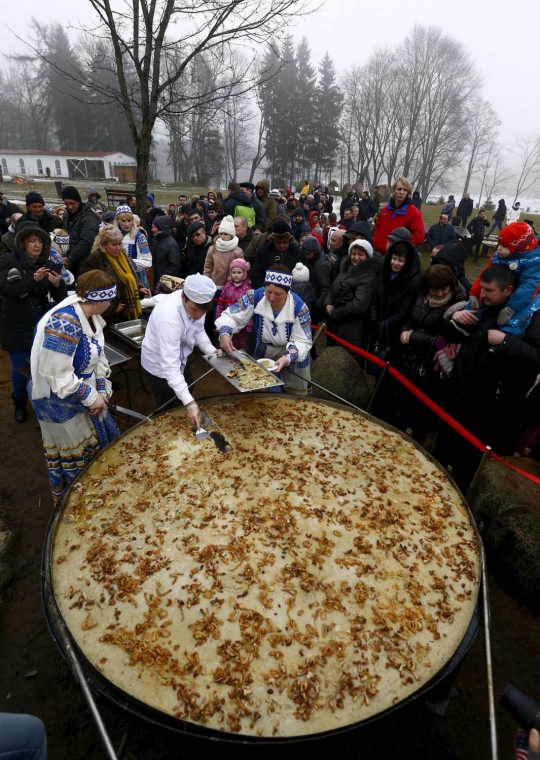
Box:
[235,204,256,228]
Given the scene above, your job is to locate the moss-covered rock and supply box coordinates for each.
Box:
[311,346,373,409]
[469,456,540,608]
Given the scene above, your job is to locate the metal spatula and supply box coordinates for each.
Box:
[195,427,210,441]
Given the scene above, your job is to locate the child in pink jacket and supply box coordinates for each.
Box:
[216,258,252,351]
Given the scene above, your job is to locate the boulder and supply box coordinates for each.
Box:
[468,456,540,608]
[0,529,12,559]
[311,346,373,409]
[0,561,13,591]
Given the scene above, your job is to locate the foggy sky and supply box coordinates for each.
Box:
[4,0,540,196]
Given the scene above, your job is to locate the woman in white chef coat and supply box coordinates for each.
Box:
[141,273,219,428]
[216,265,312,395]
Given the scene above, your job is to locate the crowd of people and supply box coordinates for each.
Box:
[1,177,540,501]
[1,177,540,757]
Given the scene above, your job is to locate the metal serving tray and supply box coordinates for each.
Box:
[203,350,284,392]
[104,343,132,368]
[110,319,146,349]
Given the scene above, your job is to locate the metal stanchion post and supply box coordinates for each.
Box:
[365,362,390,414]
[480,540,498,760]
[466,445,491,502]
[312,322,327,349]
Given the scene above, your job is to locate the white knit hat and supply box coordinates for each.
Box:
[218,215,235,236]
[292,262,310,282]
[348,239,373,258]
[269,189,281,199]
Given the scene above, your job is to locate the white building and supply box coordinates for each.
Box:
[0,150,137,183]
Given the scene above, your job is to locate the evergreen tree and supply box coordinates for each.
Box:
[47,25,95,150]
[310,53,343,182]
[293,37,316,185]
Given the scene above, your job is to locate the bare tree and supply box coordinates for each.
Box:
[19,0,307,214]
[476,139,511,209]
[222,52,256,182]
[510,134,540,203]
[461,100,500,196]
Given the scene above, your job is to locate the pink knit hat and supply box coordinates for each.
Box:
[229,257,247,280]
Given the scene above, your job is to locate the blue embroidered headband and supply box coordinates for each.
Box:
[116,204,133,217]
[265,270,292,289]
[53,235,69,246]
[84,284,117,302]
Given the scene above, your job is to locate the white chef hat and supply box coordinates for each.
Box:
[183,273,217,304]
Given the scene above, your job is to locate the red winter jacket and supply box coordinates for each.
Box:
[372,199,425,254]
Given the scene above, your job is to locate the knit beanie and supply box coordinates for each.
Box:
[498,222,538,254]
[61,186,82,203]
[229,257,248,281]
[26,191,45,206]
[286,199,297,211]
[292,262,310,283]
[349,239,373,258]
[218,215,235,237]
[271,219,291,239]
[101,211,116,224]
[115,204,133,217]
[301,236,321,255]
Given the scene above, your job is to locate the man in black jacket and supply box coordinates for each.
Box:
[456,194,473,227]
[486,199,507,236]
[0,192,22,234]
[172,204,192,251]
[223,182,265,231]
[183,221,212,278]
[467,209,490,261]
[18,191,58,235]
[61,186,100,276]
[301,236,331,323]
[426,213,457,250]
[151,216,181,283]
[436,264,540,489]
[358,191,377,222]
[251,220,306,289]
[234,216,254,253]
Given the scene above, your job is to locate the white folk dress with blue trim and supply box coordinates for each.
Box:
[215,287,312,394]
[29,299,119,502]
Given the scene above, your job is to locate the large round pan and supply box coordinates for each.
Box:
[42,394,482,745]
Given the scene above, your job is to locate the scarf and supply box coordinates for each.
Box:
[388,198,411,219]
[215,235,239,252]
[20,248,49,268]
[425,292,453,308]
[104,250,142,320]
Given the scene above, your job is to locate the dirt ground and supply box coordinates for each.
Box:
[1,337,539,760]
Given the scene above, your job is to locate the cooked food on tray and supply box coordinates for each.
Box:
[226,358,277,389]
[52,397,479,738]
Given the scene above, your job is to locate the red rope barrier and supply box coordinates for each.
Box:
[315,324,540,488]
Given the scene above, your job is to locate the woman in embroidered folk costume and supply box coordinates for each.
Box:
[216,265,312,395]
[29,270,120,502]
[114,204,153,290]
[81,225,150,322]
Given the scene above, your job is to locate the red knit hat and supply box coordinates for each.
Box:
[498,222,538,254]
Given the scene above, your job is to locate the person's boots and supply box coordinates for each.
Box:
[12,394,28,423]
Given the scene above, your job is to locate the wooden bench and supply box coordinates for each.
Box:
[105,187,134,209]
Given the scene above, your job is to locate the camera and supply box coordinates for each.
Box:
[500,682,540,731]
